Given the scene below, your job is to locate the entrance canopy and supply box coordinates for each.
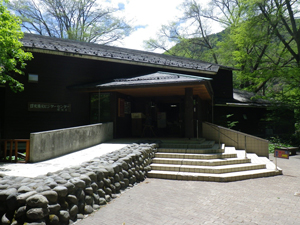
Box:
[85,71,213,100]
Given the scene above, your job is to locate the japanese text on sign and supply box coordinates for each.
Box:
[28,102,71,112]
[274,149,289,159]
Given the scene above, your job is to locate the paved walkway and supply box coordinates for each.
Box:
[76,153,300,225]
[0,142,129,177]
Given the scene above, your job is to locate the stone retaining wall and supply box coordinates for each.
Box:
[0,143,157,225]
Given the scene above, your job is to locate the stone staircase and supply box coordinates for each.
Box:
[147,139,282,182]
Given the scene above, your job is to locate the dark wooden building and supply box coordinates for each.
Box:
[1,33,275,140]
[214,89,295,137]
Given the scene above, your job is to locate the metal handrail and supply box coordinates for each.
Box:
[203,122,253,159]
[205,123,238,145]
[203,122,269,158]
[0,139,30,163]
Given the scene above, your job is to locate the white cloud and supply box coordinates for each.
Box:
[100,0,223,52]
[116,0,184,52]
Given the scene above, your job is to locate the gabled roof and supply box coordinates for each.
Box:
[96,71,212,89]
[21,33,231,75]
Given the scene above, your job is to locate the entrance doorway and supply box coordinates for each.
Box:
[90,71,213,138]
[132,97,184,137]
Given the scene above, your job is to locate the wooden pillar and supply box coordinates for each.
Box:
[184,88,194,138]
[196,96,203,137]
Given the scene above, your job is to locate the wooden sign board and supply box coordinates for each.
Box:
[274,149,289,159]
[28,102,71,112]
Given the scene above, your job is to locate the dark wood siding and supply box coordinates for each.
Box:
[211,69,233,99]
[1,53,162,138]
[2,52,233,138]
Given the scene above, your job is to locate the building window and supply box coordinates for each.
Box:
[28,74,38,83]
[90,93,111,124]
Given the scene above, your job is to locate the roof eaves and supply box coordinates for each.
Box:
[70,71,211,90]
[21,33,223,75]
[96,80,207,90]
[215,102,271,108]
[24,46,218,75]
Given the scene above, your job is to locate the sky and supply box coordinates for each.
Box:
[103,0,223,53]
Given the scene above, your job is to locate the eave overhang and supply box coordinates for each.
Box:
[98,82,212,100]
[73,71,213,100]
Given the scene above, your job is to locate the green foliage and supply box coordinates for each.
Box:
[229,0,300,93]
[226,114,239,129]
[166,33,224,64]
[144,0,221,64]
[268,136,293,153]
[214,113,239,130]
[0,0,32,92]
[9,0,132,44]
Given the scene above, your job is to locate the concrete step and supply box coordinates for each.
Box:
[158,148,224,154]
[147,168,282,182]
[152,158,251,166]
[154,152,237,160]
[159,140,216,149]
[159,138,206,144]
[158,144,225,154]
[148,141,282,182]
[246,153,278,170]
[150,163,266,174]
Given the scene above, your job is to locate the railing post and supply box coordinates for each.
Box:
[4,140,7,161]
[26,140,30,163]
[9,140,13,162]
[1,139,30,163]
[275,157,278,171]
[245,135,247,159]
[14,141,18,163]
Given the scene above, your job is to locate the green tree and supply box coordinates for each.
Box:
[170,0,299,96]
[0,0,32,92]
[254,0,300,66]
[230,0,300,93]
[144,0,221,64]
[227,12,285,91]
[146,0,300,99]
[9,0,132,44]
[228,0,300,104]
[222,0,300,134]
